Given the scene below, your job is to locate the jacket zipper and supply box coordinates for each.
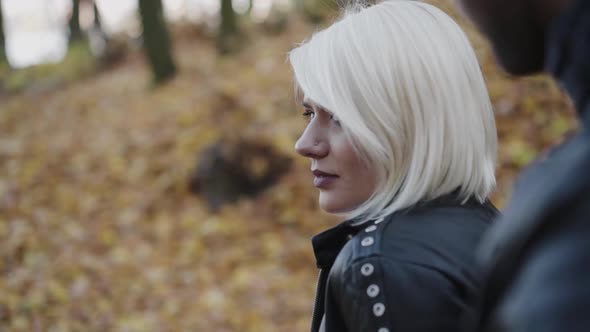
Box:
[310,268,326,332]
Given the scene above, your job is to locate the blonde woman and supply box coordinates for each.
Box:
[289,1,499,331]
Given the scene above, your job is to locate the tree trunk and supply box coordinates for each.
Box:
[138,0,176,84]
[246,0,254,15]
[217,0,238,54]
[93,2,102,31]
[92,1,107,42]
[69,0,83,44]
[0,0,7,64]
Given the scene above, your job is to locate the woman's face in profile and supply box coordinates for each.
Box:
[295,101,377,214]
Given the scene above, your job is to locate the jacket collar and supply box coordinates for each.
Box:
[545,0,590,124]
[311,219,363,269]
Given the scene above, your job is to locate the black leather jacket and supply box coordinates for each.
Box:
[310,194,497,332]
[472,0,590,330]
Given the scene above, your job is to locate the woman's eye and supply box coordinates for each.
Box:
[302,109,315,120]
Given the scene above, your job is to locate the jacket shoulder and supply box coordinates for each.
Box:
[330,202,495,308]
[337,202,495,270]
[326,203,495,331]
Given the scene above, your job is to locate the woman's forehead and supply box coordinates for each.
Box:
[302,96,315,106]
[302,99,316,109]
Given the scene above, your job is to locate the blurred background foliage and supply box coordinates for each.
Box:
[0,0,578,331]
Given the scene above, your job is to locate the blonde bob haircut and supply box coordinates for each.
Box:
[289,0,497,223]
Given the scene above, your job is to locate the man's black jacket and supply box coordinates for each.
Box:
[473,0,590,330]
[310,194,497,332]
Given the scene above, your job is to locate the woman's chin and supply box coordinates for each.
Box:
[319,194,354,215]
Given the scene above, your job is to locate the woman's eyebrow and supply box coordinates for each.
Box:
[302,102,329,113]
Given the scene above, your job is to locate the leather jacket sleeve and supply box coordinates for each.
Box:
[328,255,471,331]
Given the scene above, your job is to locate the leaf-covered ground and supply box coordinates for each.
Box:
[0,3,578,331]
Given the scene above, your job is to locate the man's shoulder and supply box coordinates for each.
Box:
[475,132,590,330]
[480,131,590,269]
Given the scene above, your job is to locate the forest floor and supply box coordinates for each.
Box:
[0,3,578,331]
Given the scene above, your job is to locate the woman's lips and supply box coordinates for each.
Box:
[312,170,339,189]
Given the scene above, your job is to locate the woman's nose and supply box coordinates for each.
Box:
[295,127,329,159]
